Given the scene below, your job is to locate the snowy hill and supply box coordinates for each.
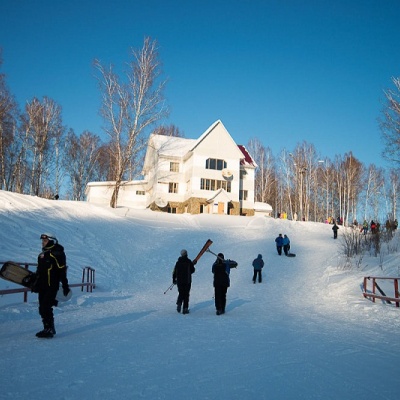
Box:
[0,190,399,400]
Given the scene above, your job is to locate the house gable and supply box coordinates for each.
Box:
[190,120,243,160]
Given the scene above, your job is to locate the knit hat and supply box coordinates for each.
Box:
[180,249,187,256]
[218,253,224,259]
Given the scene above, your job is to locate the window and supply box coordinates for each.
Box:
[168,182,178,193]
[239,190,248,200]
[167,207,177,214]
[200,178,231,192]
[205,158,227,170]
[240,170,247,180]
[170,162,179,172]
[136,190,145,196]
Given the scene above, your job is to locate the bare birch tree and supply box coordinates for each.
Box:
[21,97,63,196]
[0,51,20,191]
[64,129,102,200]
[381,77,400,165]
[153,124,184,137]
[387,169,400,220]
[247,137,275,204]
[94,37,168,208]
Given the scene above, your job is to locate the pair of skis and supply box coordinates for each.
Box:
[164,239,218,294]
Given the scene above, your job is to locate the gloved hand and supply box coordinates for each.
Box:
[173,279,177,285]
[63,286,70,296]
[193,259,197,265]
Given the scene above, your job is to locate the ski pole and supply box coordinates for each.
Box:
[206,248,224,260]
[163,282,175,294]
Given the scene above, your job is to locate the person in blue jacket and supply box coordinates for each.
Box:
[212,253,238,315]
[275,234,283,255]
[282,234,290,256]
[252,254,264,283]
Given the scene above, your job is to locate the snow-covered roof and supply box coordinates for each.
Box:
[206,188,234,203]
[150,134,197,158]
[254,201,273,212]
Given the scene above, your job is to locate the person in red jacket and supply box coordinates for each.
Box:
[32,233,70,338]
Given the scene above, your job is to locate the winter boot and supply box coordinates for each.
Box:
[182,308,189,314]
[36,326,54,338]
[177,304,182,313]
[36,321,55,338]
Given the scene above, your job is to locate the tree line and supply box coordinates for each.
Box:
[1,40,399,224]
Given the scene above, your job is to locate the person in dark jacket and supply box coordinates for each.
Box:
[332,223,339,239]
[172,249,196,314]
[252,254,264,283]
[275,234,283,255]
[32,233,70,338]
[212,253,238,315]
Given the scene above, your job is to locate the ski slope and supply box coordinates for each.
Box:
[0,190,399,399]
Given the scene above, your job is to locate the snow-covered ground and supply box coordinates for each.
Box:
[0,190,399,400]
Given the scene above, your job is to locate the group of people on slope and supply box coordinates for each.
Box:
[173,250,269,316]
[274,233,291,255]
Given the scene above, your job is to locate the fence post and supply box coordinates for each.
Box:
[395,278,399,308]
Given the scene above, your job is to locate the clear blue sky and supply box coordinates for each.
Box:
[1,0,399,168]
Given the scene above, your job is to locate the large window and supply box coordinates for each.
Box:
[168,182,178,193]
[200,178,231,192]
[170,162,179,172]
[205,158,227,170]
[239,190,248,200]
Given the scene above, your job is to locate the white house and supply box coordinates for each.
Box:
[86,120,269,216]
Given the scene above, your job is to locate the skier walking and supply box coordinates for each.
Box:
[212,253,238,315]
[172,249,196,314]
[252,254,264,283]
[32,233,70,338]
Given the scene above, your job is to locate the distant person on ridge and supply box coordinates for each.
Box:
[332,223,339,239]
[172,249,196,314]
[212,253,238,315]
[252,254,264,283]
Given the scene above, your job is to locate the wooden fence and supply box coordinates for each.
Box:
[0,262,95,303]
[363,276,399,307]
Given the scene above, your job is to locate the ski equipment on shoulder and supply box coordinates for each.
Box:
[193,239,213,263]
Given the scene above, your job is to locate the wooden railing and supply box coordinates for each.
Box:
[0,262,95,303]
[363,276,399,307]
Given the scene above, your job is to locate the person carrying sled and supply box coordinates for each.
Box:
[172,249,196,314]
[283,234,290,256]
[275,234,283,255]
[212,253,238,315]
[32,233,70,338]
[252,254,264,283]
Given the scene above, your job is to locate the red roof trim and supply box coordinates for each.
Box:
[238,145,256,167]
